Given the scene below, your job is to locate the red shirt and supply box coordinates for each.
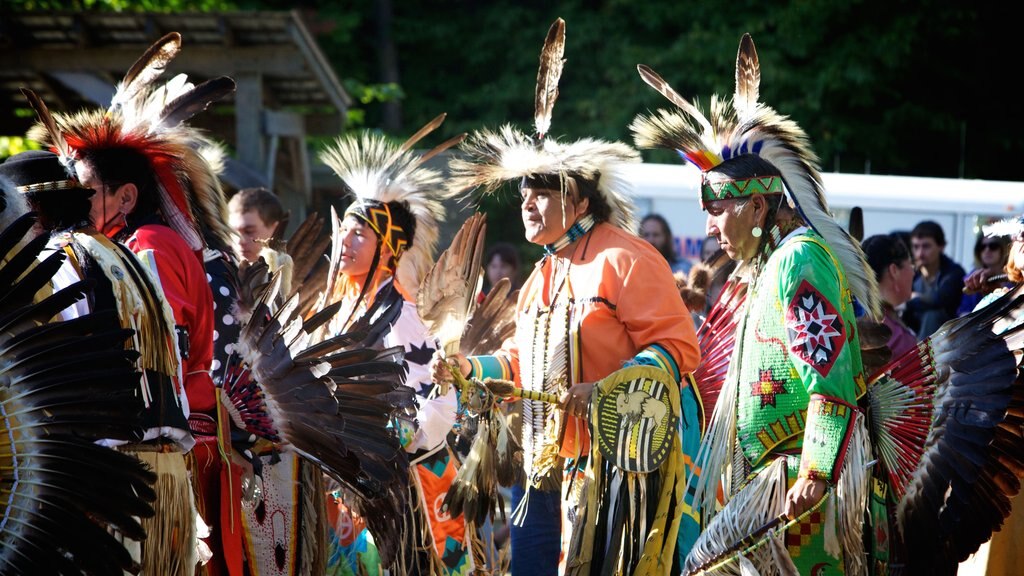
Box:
[128,223,216,414]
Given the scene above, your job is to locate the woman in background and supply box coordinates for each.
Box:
[640,212,692,275]
[477,241,520,303]
[959,234,1011,316]
[862,233,918,358]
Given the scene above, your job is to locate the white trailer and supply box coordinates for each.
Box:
[622,162,1024,269]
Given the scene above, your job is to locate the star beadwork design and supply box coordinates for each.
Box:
[406,341,436,366]
[417,381,436,398]
[876,522,888,548]
[790,296,841,360]
[785,280,846,377]
[751,368,787,408]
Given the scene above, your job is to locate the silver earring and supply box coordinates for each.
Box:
[752,226,763,238]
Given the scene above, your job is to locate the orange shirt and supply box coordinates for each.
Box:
[480,222,700,457]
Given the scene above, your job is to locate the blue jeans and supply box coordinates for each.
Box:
[510,484,561,576]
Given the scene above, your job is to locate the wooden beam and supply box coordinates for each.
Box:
[0,45,311,78]
[287,11,351,109]
[49,71,115,107]
[263,110,305,138]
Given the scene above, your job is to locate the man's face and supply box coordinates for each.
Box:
[229,209,277,262]
[911,236,942,269]
[705,198,759,261]
[75,160,121,235]
[520,186,579,246]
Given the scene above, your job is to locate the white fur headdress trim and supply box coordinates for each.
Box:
[447,125,640,231]
[318,128,447,297]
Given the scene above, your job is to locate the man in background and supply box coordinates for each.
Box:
[228,187,286,263]
[903,220,965,339]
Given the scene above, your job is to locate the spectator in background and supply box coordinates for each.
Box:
[862,233,918,358]
[902,220,965,339]
[700,235,736,314]
[700,235,720,261]
[959,234,1011,316]
[228,187,286,263]
[480,241,521,301]
[640,213,692,275]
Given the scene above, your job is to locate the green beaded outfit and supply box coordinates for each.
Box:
[731,228,865,573]
[631,33,881,575]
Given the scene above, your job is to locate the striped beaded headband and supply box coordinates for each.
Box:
[699,175,783,207]
[345,199,410,261]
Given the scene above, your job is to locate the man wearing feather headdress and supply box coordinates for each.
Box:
[632,36,1024,574]
[315,114,473,576]
[631,35,880,574]
[22,33,243,575]
[0,146,198,570]
[0,186,172,575]
[437,18,701,576]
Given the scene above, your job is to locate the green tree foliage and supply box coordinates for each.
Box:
[7,0,237,10]
[0,137,41,159]
[382,0,1020,180]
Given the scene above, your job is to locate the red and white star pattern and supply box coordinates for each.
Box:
[785,280,846,376]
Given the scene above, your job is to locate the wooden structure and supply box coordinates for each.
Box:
[0,10,351,224]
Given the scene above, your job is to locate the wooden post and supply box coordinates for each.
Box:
[235,71,265,174]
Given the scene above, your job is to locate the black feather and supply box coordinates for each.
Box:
[158,75,236,128]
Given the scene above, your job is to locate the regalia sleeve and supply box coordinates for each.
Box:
[617,248,700,378]
[776,240,860,482]
[388,300,456,452]
[466,345,517,382]
[628,344,681,383]
[130,227,215,415]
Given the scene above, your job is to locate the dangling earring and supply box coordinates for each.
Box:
[752,226,763,238]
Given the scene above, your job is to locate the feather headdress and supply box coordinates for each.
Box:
[24,32,235,252]
[631,34,881,318]
[447,18,640,232]
[983,216,1024,241]
[318,114,459,297]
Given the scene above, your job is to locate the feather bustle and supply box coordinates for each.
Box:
[0,213,158,574]
[224,268,412,565]
[417,212,487,356]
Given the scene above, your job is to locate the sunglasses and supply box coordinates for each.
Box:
[981,242,1003,251]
